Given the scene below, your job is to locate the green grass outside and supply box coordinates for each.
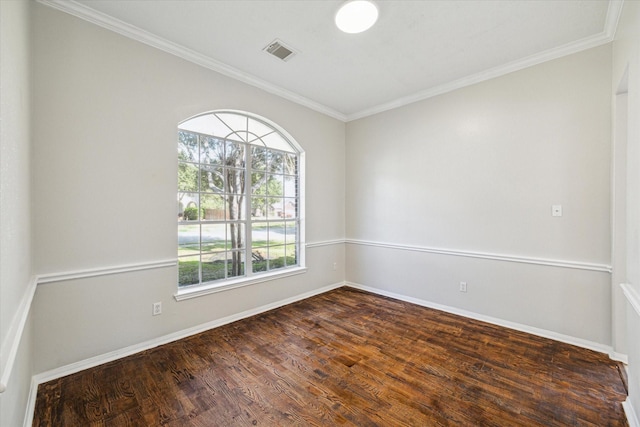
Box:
[178,255,297,287]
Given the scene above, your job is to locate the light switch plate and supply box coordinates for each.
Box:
[552,205,562,217]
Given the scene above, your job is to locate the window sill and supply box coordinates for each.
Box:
[174,267,308,301]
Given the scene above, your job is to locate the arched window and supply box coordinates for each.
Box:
[177,111,304,292]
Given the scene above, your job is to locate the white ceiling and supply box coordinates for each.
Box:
[40,0,622,121]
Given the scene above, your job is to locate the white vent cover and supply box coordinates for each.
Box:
[263,39,296,61]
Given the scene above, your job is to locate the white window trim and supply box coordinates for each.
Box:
[177,110,306,295]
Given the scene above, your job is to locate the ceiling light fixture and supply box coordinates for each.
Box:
[335,0,379,34]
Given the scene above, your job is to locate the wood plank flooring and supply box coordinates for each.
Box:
[33,287,628,426]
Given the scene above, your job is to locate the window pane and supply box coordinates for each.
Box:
[251,196,267,219]
[283,175,296,198]
[178,223,200,256]
[282,199,298,218]
[252,222,268,248]
[227,251,245,278]
[201,252,227,282]
[227,223,245,250]
[253,250,268,272]
[202,224,227,252]
[267,174,284,196]
[251,146,267,170]
[179,194,200,221]
[268,222,286,246]
[217,112,248,134]
[178,193,195,220]
[225,141,245,168]
[201,194,226,220]
[200,165,224,193]
[251,172,266,193]
[201,136,224,165]
[285,221,297,244]
[227,194,246,220]
[268,245,286,270]
[268,197,283,219]
[179,113,228,138]
[285,244,298,266]
[263,133,294,153]
[251,172,268,218]
[178,131,198,162]
[270,152,284,173]
[178,162,199,192]
[178,255,200,287]
[225,168,245,195]
[284,153,297,175]
[248,118,273,138]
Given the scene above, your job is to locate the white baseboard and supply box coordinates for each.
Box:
[0,276,37,393]
[32,281,344,386]
[23,377,39,427]
[623,399,640,427]
[621,283,640,318]
[345,281,615,356]
[610,351,629,364]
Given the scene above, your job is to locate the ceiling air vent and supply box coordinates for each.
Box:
[263,39,296,62]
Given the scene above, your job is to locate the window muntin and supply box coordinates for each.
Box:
[177,111,302,289]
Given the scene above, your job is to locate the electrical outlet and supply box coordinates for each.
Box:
[459,282,467,293]
[333,262,337,271]
[152,302,162,316]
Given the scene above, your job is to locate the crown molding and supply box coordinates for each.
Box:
[346,0,625,121]
[605,0,625,40]
[346,10,622,121]
[35,0,347,122]
[37,0,623,124]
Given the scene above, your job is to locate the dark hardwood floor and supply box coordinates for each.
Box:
[33,287,628,426]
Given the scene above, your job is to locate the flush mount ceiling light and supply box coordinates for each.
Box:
[335,0,379,34]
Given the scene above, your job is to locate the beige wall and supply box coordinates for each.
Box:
[31,3,345,372]
[346,44,613,345]
[613,0,640,422]
[0,0,34,426]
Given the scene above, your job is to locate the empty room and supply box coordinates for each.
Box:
[2,0,640,425]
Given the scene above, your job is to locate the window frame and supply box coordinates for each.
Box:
[175,110,306,300]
